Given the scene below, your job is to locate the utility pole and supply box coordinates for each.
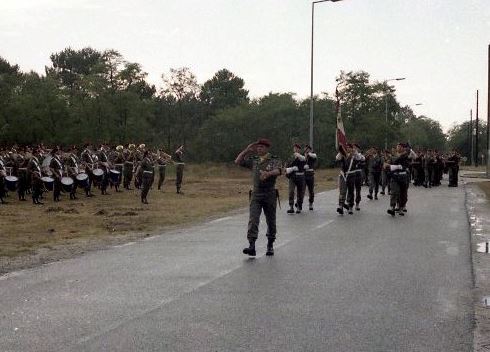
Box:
[470,109,474,166]
[487,44,490,177]
[476,90,479,167]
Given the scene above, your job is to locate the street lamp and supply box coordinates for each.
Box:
[384,77,406,149]
[309,0,344,149]
[406,103,423,144]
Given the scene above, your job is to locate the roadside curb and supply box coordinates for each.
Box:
[464,181,490,351]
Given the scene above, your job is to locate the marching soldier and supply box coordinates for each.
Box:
[385,143,417,216]
[381,149,391,195]
[424,149,435,188]
[157,149,172,190]
[235,139,281,257]
[65,145,80,200]
[123,144,136,190]
[28,147,44,205]
[49,148,63,202]
[336,143,365,215]
[285,143,306,214]
[352,144,365,211]
[366,147,382,200]
[134,144,145,189]
[97,144,111,195]
[446,150,461,187]
[174,145,185,194]
[111,145,125,192]
[304,144,317,210]
[137,150,154,204]
[81,144,95,197]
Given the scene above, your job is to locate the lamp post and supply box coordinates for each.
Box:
[407,103,423,144]
[309,0,343,149]
[384,78,406,150]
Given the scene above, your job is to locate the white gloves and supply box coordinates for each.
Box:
[390,165,403,172]
[304,165,310,170]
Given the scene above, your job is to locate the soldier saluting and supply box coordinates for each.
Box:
[235,139,282,257]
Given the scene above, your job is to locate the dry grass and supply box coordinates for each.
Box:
[0,164,337,260]
[477,181,490,200]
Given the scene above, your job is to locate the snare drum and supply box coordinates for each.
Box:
[92,168,104,182]
[76,173,89,189]
[5,175,18,192]
[61,177,74,193]
[109,169,121,184]
[41,176,54,191]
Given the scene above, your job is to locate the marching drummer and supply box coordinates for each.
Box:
[65,145,80,200]
[81,143,95,197]
[123,144,136,190]
[137,150,154,204]
[157,148,172,191]
[97,144,111,195]
[111,145,125,192]
[28,147,44,205]
[49,147,63,202]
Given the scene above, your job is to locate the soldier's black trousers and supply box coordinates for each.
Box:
[288,175,305,207]
[339,175,355,207]
[123,163,133,189]
[354,171,362,205]
[53,178,62,200]
[141,173,153,200]
[175,164,184,191]
[247,191,277,242]
[368,171,381,196]
[158,166,166,190]
[305,172,315,205]
[449,167,459,186]
[390,176,409,208]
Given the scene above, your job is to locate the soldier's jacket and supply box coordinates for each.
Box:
[49,156,63,178]
[27,156,42,178]
[140,157,154,173]
[286,153,306,178]
[81,149,95,164]
[174,151,184,164]
[367,154,382,173]
[239,153,281,193]
[98,150,109,163]
[305,152,318,172]
[65,153,80,176]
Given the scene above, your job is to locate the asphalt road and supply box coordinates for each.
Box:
[0,181,473,352]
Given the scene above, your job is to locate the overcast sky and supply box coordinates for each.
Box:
[1,0,489,130]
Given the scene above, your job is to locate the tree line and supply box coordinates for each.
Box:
[0,47,463,164]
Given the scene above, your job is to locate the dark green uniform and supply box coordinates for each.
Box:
[140,156,154,203]
[174,150,184,193]
[28,155,43,204]
[239,154,281,243]
[157,157,167,190]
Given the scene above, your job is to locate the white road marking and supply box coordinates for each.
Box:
[209,216,233,224]
[315,220,334,230]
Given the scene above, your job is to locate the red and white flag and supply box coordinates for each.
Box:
[335,87,346,150]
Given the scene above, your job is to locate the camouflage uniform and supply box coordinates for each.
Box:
[239,154,281,243]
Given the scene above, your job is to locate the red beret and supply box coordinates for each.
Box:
[256,138,271,147]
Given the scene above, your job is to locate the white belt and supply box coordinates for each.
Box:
[295,172,305,176]
[305,169,315,173]
[143,170,153,174]
[175,162,185,165]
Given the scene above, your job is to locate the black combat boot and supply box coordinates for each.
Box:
[374,194,378,200]
[336,206,344,215]
[287,206,295,214]
[295,204,302,214]
[367,194,373,200]
[348,206,354,215]
[387,207,396,216]
[309,203,313,211]
[243,241,256,256]
[266,240,274,256]
[355,203,360,211]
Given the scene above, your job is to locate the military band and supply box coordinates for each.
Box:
[0,143,179,206]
